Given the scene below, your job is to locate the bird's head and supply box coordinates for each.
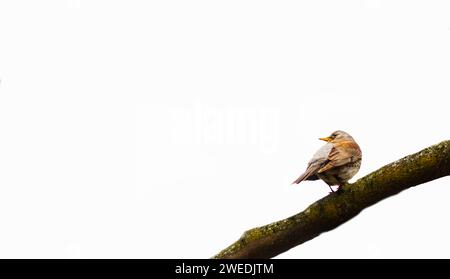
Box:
[319,130,354,143]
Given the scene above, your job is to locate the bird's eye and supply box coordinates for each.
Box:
[331,133,337,138]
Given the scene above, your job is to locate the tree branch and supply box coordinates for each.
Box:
[213,140,450,259]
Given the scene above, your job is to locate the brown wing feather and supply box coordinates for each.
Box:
[318,141,361,174]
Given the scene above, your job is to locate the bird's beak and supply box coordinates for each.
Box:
[319,137,332,142]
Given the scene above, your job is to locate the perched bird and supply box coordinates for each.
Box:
[292,130,362,192]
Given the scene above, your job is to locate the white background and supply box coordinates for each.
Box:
[0,0,449,258]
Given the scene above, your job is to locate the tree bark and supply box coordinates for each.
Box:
[213,140,450,259]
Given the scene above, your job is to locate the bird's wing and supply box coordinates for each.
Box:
[292,143,332,184]
[317,141,362,174]
[309,142,334,165]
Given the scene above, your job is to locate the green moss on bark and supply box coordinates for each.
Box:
[213,141,450,259]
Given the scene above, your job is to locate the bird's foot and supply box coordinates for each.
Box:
[328,184,347,194]
[335,184,346,194]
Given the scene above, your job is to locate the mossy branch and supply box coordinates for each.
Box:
[213,140,450,259]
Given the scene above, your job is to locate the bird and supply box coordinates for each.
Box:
[292,130,362,193]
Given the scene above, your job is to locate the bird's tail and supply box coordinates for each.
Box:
[292,170,312,184]
[292,172,307,184]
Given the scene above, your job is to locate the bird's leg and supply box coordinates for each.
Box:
[328,184,335,193]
